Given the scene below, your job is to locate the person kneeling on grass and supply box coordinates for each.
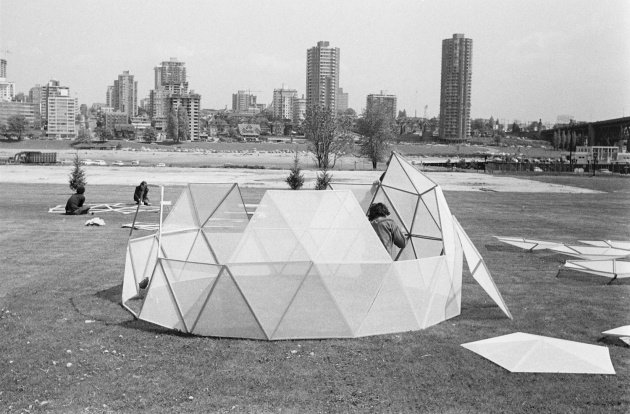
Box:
[65,186,91,215]
[368,202,407,258]
[134,181,151,206]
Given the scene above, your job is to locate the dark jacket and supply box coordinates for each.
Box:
[370,217,407,256]
[134,185,149,203]
[65,193,86,214]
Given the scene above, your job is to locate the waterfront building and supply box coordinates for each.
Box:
[439,33,473,140]
[366,91,397,118]
[0,59,6,78]
[306,41,340,111]
[154,58,188,94]
[106,85,114,108]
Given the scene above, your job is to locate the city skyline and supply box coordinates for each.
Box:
[0,0,628,124]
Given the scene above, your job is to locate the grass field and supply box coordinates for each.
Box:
[0,177,629,413]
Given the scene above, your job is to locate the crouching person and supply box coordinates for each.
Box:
[65,186,91,215]
[134,181,150,206]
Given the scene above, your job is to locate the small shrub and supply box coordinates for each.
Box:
[68,152,87,191]
[285,151,304,190]
[314,169,332,190]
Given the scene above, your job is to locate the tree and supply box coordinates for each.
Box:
[68,152,87,191]
[144,126,157,143]
[552,131,560,150]
[177,106,189,142]
[285,150,305,190]
[75,128,91,144]
[397,109,407,119]
[303,105,350,169]
[314,168,332,190]
[512,122,520,133]
[7,115,29,140]
[166,105,179,142]
[488,116,495,131]
[355,102,396,169]
[94,126,114,141]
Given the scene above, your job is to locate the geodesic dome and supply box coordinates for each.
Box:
[121,153,511,340]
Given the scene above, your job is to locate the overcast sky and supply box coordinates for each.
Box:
[1,0,628,124]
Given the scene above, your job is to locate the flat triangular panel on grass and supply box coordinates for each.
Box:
[139,260,186,332]
[454,217,512,319]
[189,183,234,226]
[162,260,221,331]
[317,262,391,332]
[162,187,198,231]
[357,265,419,336]
[229,262,310,338]
[381,155,418,194]
[192,268,266,339]
[462,333,615,374]
[271,266,352,339]
[383,187,419,232]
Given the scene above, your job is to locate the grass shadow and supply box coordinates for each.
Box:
[555,269,630,285]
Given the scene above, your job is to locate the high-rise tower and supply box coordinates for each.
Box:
[439,33,472,140]
[306,41,340,111]
[113,71,138,118]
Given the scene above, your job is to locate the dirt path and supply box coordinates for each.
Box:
[0,163,601,193]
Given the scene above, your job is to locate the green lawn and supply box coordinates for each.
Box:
[0,181,628,413]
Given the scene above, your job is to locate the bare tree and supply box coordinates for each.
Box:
[355,102,396,169]
[303,105,350,169]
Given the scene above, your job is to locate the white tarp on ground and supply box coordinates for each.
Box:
[495,237,630,260]
[462,332,616,374]
[121,153,510,340]
[602,326,630,346]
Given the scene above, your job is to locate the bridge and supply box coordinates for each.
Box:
[540,116,630,151]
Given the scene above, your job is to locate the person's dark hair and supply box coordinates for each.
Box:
[76,185,85,194]
[140,181,147,186]
[368,202,390,221]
